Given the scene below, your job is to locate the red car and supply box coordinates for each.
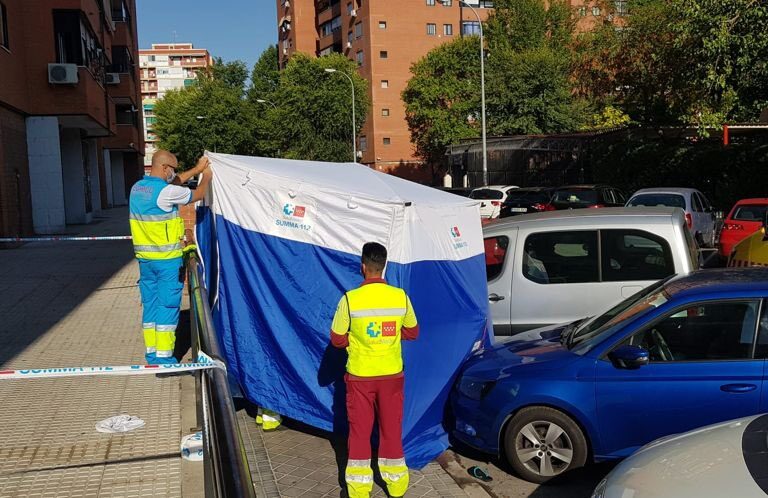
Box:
[719,198,768,258]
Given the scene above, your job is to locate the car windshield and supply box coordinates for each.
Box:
[628,193,686,209]
[568,278,672,351]
[470,189,504,200]
[552,189,599,205]
[733,205,768,222]
[504,191,550,204]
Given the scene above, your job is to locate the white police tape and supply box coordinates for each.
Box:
[0,236,132,242]
[0,352,222,380]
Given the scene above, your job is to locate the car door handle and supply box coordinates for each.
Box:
[488,294,505,302]
[720,384,757,393]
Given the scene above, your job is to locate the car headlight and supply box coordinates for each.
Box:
[591,478,607,498]
[457,377,496,400]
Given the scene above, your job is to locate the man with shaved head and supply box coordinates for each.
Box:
[129,151,212,364]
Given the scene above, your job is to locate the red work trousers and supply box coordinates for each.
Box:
[346,375,405,460]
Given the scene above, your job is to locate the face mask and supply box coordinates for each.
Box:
[166,170,176,183]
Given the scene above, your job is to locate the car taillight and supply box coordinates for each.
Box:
[491,201,501,207]
[587,204,605,209]
[723,223,744,230]
[685,213,693,229]
[532,203,556,211]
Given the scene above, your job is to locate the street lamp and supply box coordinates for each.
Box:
[256,98,278,110]
[324,68,357,163]
[196,115,216,152]
[450,0,488,186]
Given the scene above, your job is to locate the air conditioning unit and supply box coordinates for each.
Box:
[350,9,357,17]
[346,41,352,49]
[105,73,121,85]
[285,0,290,7]
[48,63,79,84]
[283,47,288,55]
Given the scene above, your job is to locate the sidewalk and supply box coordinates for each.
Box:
[0,208,199,498]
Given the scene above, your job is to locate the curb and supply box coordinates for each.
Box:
[437,451,494,498]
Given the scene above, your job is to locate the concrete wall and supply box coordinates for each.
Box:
[103,150,113,207]
[25,117,66,234]
[110,152,127,206]
[60,128,91,225]
[86,139,101,216]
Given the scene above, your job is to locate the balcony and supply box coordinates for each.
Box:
[111,19,133,47]
[107,73,137,105]
[102,123,141,152]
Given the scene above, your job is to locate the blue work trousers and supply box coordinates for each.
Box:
[138,257,184,359]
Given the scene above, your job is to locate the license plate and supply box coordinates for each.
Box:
[511,207,527,212]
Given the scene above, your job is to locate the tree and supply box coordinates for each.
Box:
[402,37,481,177]
[153,60,261,169]
[269,53,370,162]
[248,45,280,102]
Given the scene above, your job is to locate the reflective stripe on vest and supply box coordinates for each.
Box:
[346,283,408,377]
[129,177,185,260]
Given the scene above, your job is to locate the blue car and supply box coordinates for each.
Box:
[451,268,768,483]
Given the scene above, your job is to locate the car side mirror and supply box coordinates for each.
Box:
[608,345,649,369]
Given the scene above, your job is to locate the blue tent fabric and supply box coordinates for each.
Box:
[196,153,491,469]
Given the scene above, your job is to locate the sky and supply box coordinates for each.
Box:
[136,0,277,69]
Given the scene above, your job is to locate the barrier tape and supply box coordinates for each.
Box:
[0,352,222,380]
[0,236,132,242]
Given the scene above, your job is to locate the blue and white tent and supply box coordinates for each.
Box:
[196,152,491,468]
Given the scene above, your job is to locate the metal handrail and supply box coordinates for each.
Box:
[187,252,256,498]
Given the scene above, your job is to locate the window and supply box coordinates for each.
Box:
[381,80,389,88]
[426,23,436,35]
[733,205,768,222]
[601,230,675,282]
[356,50,363,66]
[592,6,601,16]
[355,22,363,38]
[383,137,391,145]
[523,231,599,284]
[149,55,156,62]
[116,105,137,126]
[462,21,481,36]
[578,6,587,16]
[613,189,626,204]
[615,0,628,16]
[484,236,509,281]
[379,21,387,29]
[623,301,761,362]
[443,0,452,5]
[426,0,435,5]
[320,16,342,36]
[444,24,453,36]
[359,136,367,151]
[628,194,686,209]
[382,108,390,116]
[347,2,353,14]
[692,193,703,212]
[0,1,8,49]
[348,30,353,43]
[54,10,104,70]
[379,50,388,59]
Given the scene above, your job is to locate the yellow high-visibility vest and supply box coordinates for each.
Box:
[129,177,185,260]
[346,283,408,377]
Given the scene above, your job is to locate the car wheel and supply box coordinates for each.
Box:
[503,406,588,484]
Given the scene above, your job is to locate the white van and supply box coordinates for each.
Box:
[483,208,699,335]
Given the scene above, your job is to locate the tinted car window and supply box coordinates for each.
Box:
[755,309,768,358]
[471,189,503,200]
[523,231,599,284]
[602,189,615,204]
[504,191,551,204]
[552,189,599,207]
[484,236,508,281]
[692,193,703,212]
[627,194,686,209]
[627,301,760,361]
[601,230,675,282]
[733,205,768,221]
[614,189,627,204]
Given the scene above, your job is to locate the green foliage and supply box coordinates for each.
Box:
[270,53,369,162]
[402,37,481,173]
[583,105,632,130]
[248,45,280,102]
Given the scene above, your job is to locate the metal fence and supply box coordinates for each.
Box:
[186,253,257,498]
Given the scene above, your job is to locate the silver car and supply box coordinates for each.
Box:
[484,208,699,335]
[626,188,717,247]
[592,414,768,498]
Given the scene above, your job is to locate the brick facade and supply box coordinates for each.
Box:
[0,107,34,237]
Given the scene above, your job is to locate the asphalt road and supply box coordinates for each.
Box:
[449,444,617,498]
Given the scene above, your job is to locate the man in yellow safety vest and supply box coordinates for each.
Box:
[330,242,419,498]
[129,150,211,364]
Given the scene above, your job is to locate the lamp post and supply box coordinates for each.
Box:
[324,68,357,163]
[196,115,216,152]
[455,0,488,186]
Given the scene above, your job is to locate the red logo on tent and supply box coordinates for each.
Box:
[293,206,306,218]
[382,321,397,337]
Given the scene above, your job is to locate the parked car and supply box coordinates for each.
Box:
[719,198,768,258]
[550,185,627,210]
[452,267,768,483]
[626,188,718,247]
[470,185,520,219]
[484,208,699,335]
[728,211,768,268]
[498,187,556,218]
[592,414,768,498]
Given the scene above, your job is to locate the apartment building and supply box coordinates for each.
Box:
[138,43,212,168]
[276,0,607,177]
[0,0,144,237]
